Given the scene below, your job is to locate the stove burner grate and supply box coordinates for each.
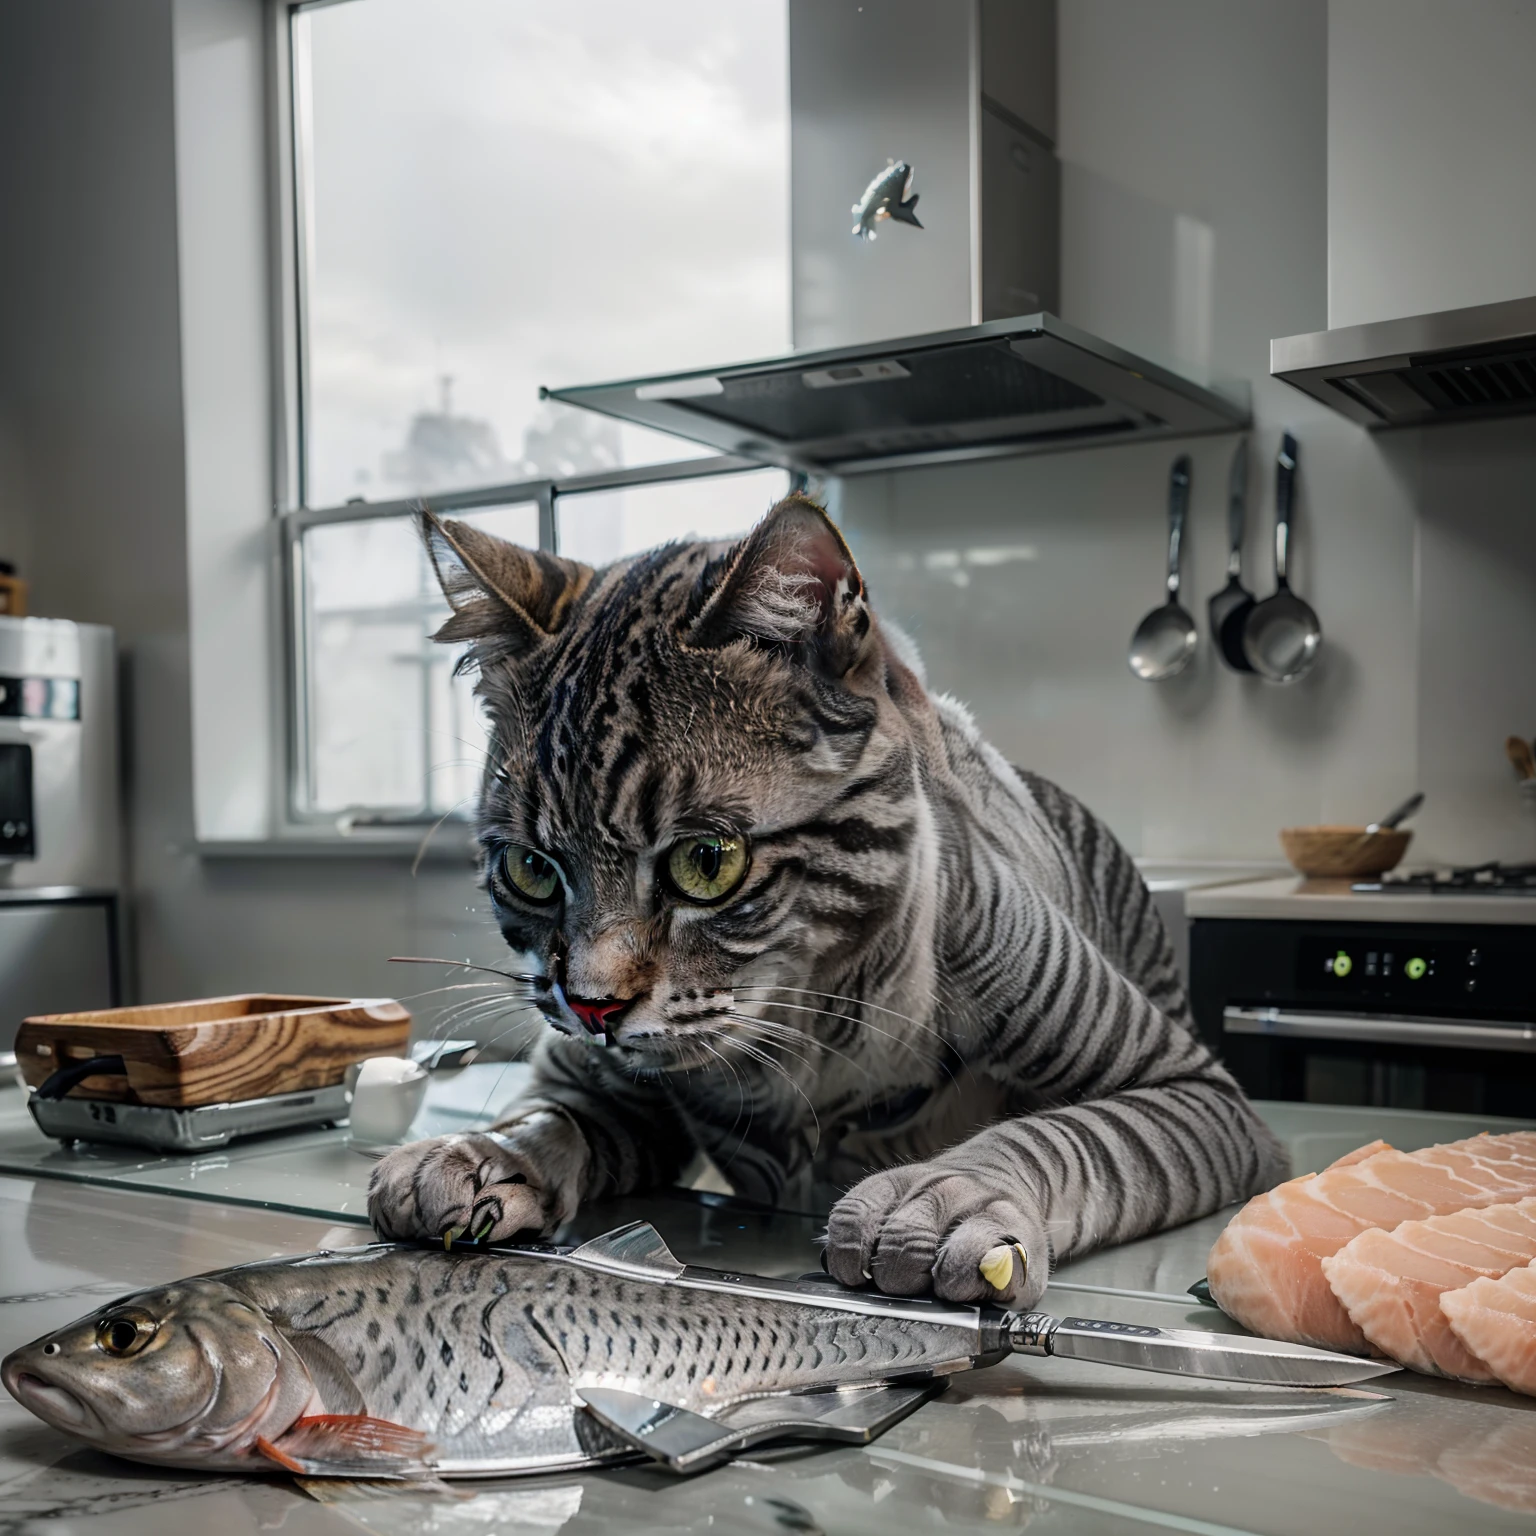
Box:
[1353,861,1536,896]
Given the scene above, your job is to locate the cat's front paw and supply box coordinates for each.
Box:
[825,1165,1050,1307]
[367,1109,589,1244]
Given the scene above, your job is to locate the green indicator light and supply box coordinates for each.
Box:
[1405,957,1427,980]
[1332,951,1353,978]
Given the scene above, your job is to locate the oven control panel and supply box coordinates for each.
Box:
[1190,916,1536,1114]
[1296,935,1517,1007]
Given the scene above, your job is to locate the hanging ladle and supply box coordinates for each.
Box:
[1243,433,1322,683]
[1129,455,1198,681]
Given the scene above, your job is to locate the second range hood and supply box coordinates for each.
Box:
[543,315,1248,477]
[1272,294,1536,428]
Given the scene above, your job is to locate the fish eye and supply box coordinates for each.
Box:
[41,1342,60,1357]
[493,844,561,907]
[95,1310,158,1358]
[666,834,749,905]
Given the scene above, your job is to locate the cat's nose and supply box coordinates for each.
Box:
[565,995,634,1035]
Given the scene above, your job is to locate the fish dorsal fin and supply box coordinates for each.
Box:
[569,1221,684,1279]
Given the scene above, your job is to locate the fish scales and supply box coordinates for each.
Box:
[4,1242,986,1478]
[5,1222,1394,1480]
[240,1250,944,1471]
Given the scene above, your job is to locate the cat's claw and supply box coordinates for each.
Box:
[978,1242,1028,1293]
[367,1121,589,1245]
[824,1163,1050,1308]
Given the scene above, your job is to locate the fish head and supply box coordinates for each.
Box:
[1,1279,317,1466]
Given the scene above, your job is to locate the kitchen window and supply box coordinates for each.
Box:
[279,0,791,825]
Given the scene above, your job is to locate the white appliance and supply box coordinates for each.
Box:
[0,617,122,1060]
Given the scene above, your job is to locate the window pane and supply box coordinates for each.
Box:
[296,0,790,509]
[556,468,789,567]
[300,504,539,816]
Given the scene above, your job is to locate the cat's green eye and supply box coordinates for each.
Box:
[497,845,561,906]
[666,834,749,904]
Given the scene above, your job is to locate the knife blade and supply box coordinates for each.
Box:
[1002,1311,1400,1387]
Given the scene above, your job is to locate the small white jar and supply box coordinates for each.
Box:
[347,1055,429,1153]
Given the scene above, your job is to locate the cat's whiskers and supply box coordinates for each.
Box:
[428,994,543,1047]
[695,1037,753,1157]
[737,982,944,1035]
[468,1008,543,1058]
[731,992,937,1074]
[431,995,536,1034]
[390,955,546,986]
[722,1010,866,1084]
[716,1031,822,1154]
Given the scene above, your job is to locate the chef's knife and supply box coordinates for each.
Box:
[999,1311,1399,1387]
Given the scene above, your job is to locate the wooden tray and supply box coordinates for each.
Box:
[16,994,411,1108]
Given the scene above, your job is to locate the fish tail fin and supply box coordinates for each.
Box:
[894,195,922,228]
[257,1414,435,1480]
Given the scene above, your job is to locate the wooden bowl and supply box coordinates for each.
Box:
[1279,825,1412,879]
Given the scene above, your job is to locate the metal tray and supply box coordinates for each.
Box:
[28,1083,351,1152]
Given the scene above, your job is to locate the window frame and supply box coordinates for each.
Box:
[280,456,774,829]
[271,1,796,840]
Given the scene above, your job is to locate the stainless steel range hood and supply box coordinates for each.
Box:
[1272,294,1536,428]
[548,2,1247,477]
[543,315,1249,477]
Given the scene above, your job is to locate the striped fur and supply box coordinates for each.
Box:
[369,497,1287,1306]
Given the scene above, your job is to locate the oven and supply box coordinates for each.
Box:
[1189,916,1536,1116]
[0,616,121,1061]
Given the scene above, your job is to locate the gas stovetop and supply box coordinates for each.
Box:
[1353,862,1536,896]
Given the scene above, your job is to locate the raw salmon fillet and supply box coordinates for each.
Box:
[1321,1198,1536,1379]
[1441,1261,1536,1397]
[1207,1132,1536,1351]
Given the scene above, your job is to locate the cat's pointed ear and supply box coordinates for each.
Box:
[685,496,873,676]
[420,511,593,661]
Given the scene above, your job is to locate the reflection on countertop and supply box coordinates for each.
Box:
[4,1171,1536,1534]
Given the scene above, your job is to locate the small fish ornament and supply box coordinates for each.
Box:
[852,159,922,240]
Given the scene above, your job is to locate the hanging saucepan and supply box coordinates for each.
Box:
[1243,433,1322,683]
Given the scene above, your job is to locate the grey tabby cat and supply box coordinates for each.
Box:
[369,496,1287,1307]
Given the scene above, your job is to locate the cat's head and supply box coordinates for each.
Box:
[424,495,926,1069]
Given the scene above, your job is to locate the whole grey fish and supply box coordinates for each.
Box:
[1,1221,1393,1480]
[852,160,922,239]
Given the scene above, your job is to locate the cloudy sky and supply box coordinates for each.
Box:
[300,0,791,509]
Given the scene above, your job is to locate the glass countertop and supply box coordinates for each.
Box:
[4,1170,1536,1535]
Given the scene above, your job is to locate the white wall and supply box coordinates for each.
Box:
[0,0,504,1025]
[1328,0,1536,328]
[1321,0,1536,865]
[837,0,1418,864]
[836,0,1536,869]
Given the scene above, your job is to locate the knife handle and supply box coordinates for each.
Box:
[1000,1310,1060,1356]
